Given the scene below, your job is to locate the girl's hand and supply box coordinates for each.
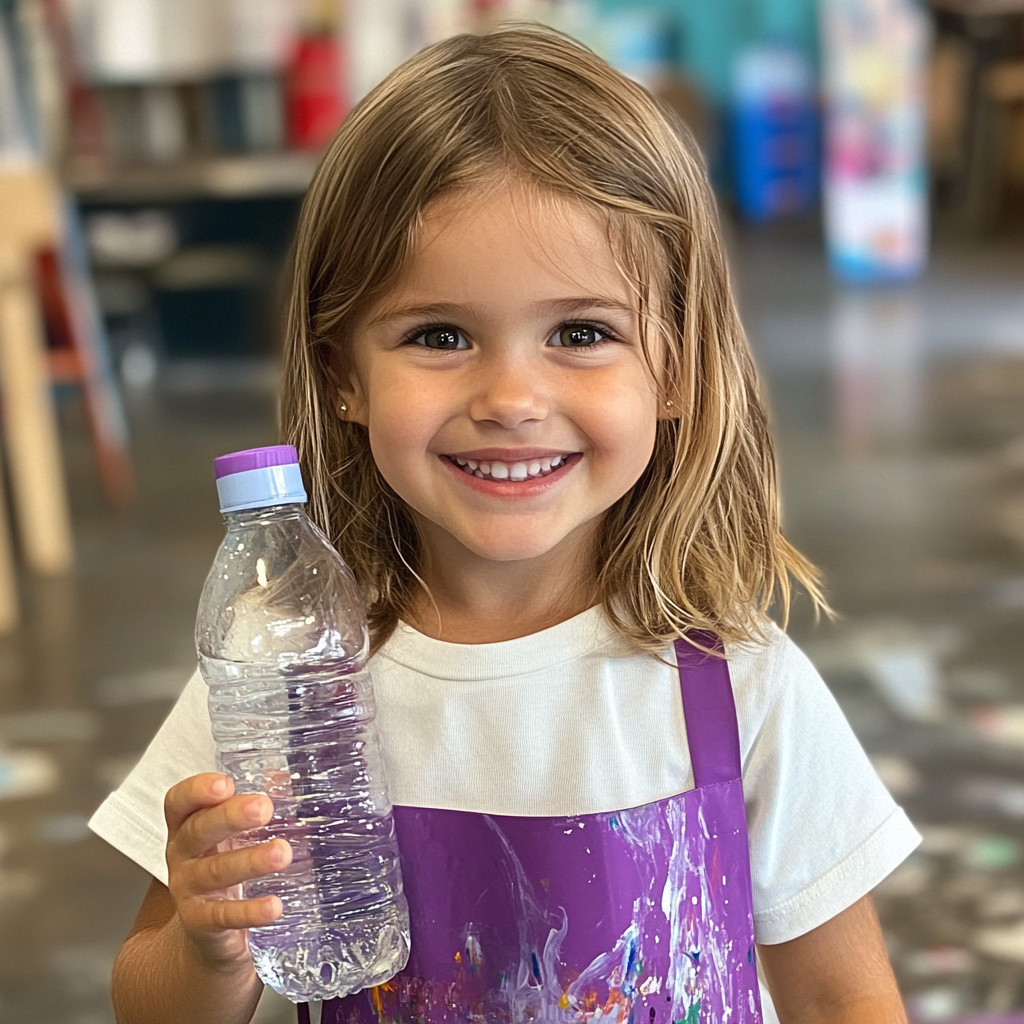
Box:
[163,772,292,969]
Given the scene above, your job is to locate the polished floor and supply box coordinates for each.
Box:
[0,224,1023,1023]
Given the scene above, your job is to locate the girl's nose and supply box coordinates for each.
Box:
[468,358,548,429]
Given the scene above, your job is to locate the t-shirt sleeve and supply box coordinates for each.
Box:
[88,668,217,884]
[734,627,921,945]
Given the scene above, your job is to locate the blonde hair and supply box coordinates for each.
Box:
[281,24,826,653]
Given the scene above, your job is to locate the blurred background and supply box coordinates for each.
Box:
[0,0,1023,1020]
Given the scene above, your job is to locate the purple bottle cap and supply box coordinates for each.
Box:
[214,444,299,479]
[214,445,307,512]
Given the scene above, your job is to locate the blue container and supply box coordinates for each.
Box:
[731,44,818,222]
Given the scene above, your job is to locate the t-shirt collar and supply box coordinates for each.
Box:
[376,605,614,681]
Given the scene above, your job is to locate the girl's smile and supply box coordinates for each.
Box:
[341,180,663,602]
[442,448,579,494]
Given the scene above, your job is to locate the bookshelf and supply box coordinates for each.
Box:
[66,150,320,202]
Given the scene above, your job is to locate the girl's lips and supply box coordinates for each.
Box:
[447,452,574,481]
[446,448,576,462]
[440,452,581,494]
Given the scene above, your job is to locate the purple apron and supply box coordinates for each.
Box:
[302,638,763,1024]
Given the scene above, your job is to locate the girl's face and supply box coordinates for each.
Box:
[342,181,663,573]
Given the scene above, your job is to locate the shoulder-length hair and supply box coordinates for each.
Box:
[281,24,825,653]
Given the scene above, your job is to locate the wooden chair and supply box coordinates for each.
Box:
[986,59,1024,204]
[36,208,135,508]
[0,167,77,629]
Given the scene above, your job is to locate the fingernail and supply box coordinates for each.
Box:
[211,777,227,797]
[245,796,267,819]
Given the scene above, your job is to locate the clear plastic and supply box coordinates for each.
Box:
[195,503,410,1002]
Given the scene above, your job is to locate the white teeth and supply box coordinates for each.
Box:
[451,455,572,480]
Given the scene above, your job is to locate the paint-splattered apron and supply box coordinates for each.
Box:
[302,637,763,1024]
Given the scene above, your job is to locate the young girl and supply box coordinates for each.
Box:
[90,25,919,1024]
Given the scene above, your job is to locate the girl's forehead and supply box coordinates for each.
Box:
[420,180,599,241]
[386,182,637,309]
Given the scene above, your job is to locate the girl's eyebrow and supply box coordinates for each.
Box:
[368,297,635,327]
[538,297,636,318]
[367,302,474,327]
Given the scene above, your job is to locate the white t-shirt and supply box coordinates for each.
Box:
[89,607,919,946]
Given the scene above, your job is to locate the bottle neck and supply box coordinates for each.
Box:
[223,503,307,530]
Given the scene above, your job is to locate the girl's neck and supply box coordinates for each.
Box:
[404,526,598,645]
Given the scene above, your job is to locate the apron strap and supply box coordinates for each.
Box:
[674,633,742,787]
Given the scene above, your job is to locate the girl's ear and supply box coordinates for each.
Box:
[326,357,369,427]
[336,374,368,427]
[658,396,679,421]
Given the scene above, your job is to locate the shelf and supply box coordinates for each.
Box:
[930,0,1024,15]
[66,151,320,203]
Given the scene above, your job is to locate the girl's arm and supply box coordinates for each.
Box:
[112,877,264,1024]
[111,773,288,1024]
[758,895,907,1024]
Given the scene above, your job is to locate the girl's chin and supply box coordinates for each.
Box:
[417,514,601,566]
[450,528,584,565]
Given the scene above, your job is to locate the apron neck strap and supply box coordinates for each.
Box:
[674,634,742,787]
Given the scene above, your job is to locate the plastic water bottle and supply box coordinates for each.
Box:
[195,445,410,1002]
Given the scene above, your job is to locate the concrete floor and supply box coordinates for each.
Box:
[0,224,1023,1023]
[742,227,1024,1021]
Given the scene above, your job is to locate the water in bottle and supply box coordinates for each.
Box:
[195,445,410,1002]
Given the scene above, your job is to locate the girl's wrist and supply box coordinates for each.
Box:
[167,913,259,981]
[112,915,262,1024]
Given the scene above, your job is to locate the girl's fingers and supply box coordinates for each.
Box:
[179,893,283,934]
[164,773,234,836]
[178,838,293,897]
[171,792,274,861]
[162,774,288,946]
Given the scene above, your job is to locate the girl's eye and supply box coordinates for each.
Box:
[412,326,468,350]
[549,323,611,348]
